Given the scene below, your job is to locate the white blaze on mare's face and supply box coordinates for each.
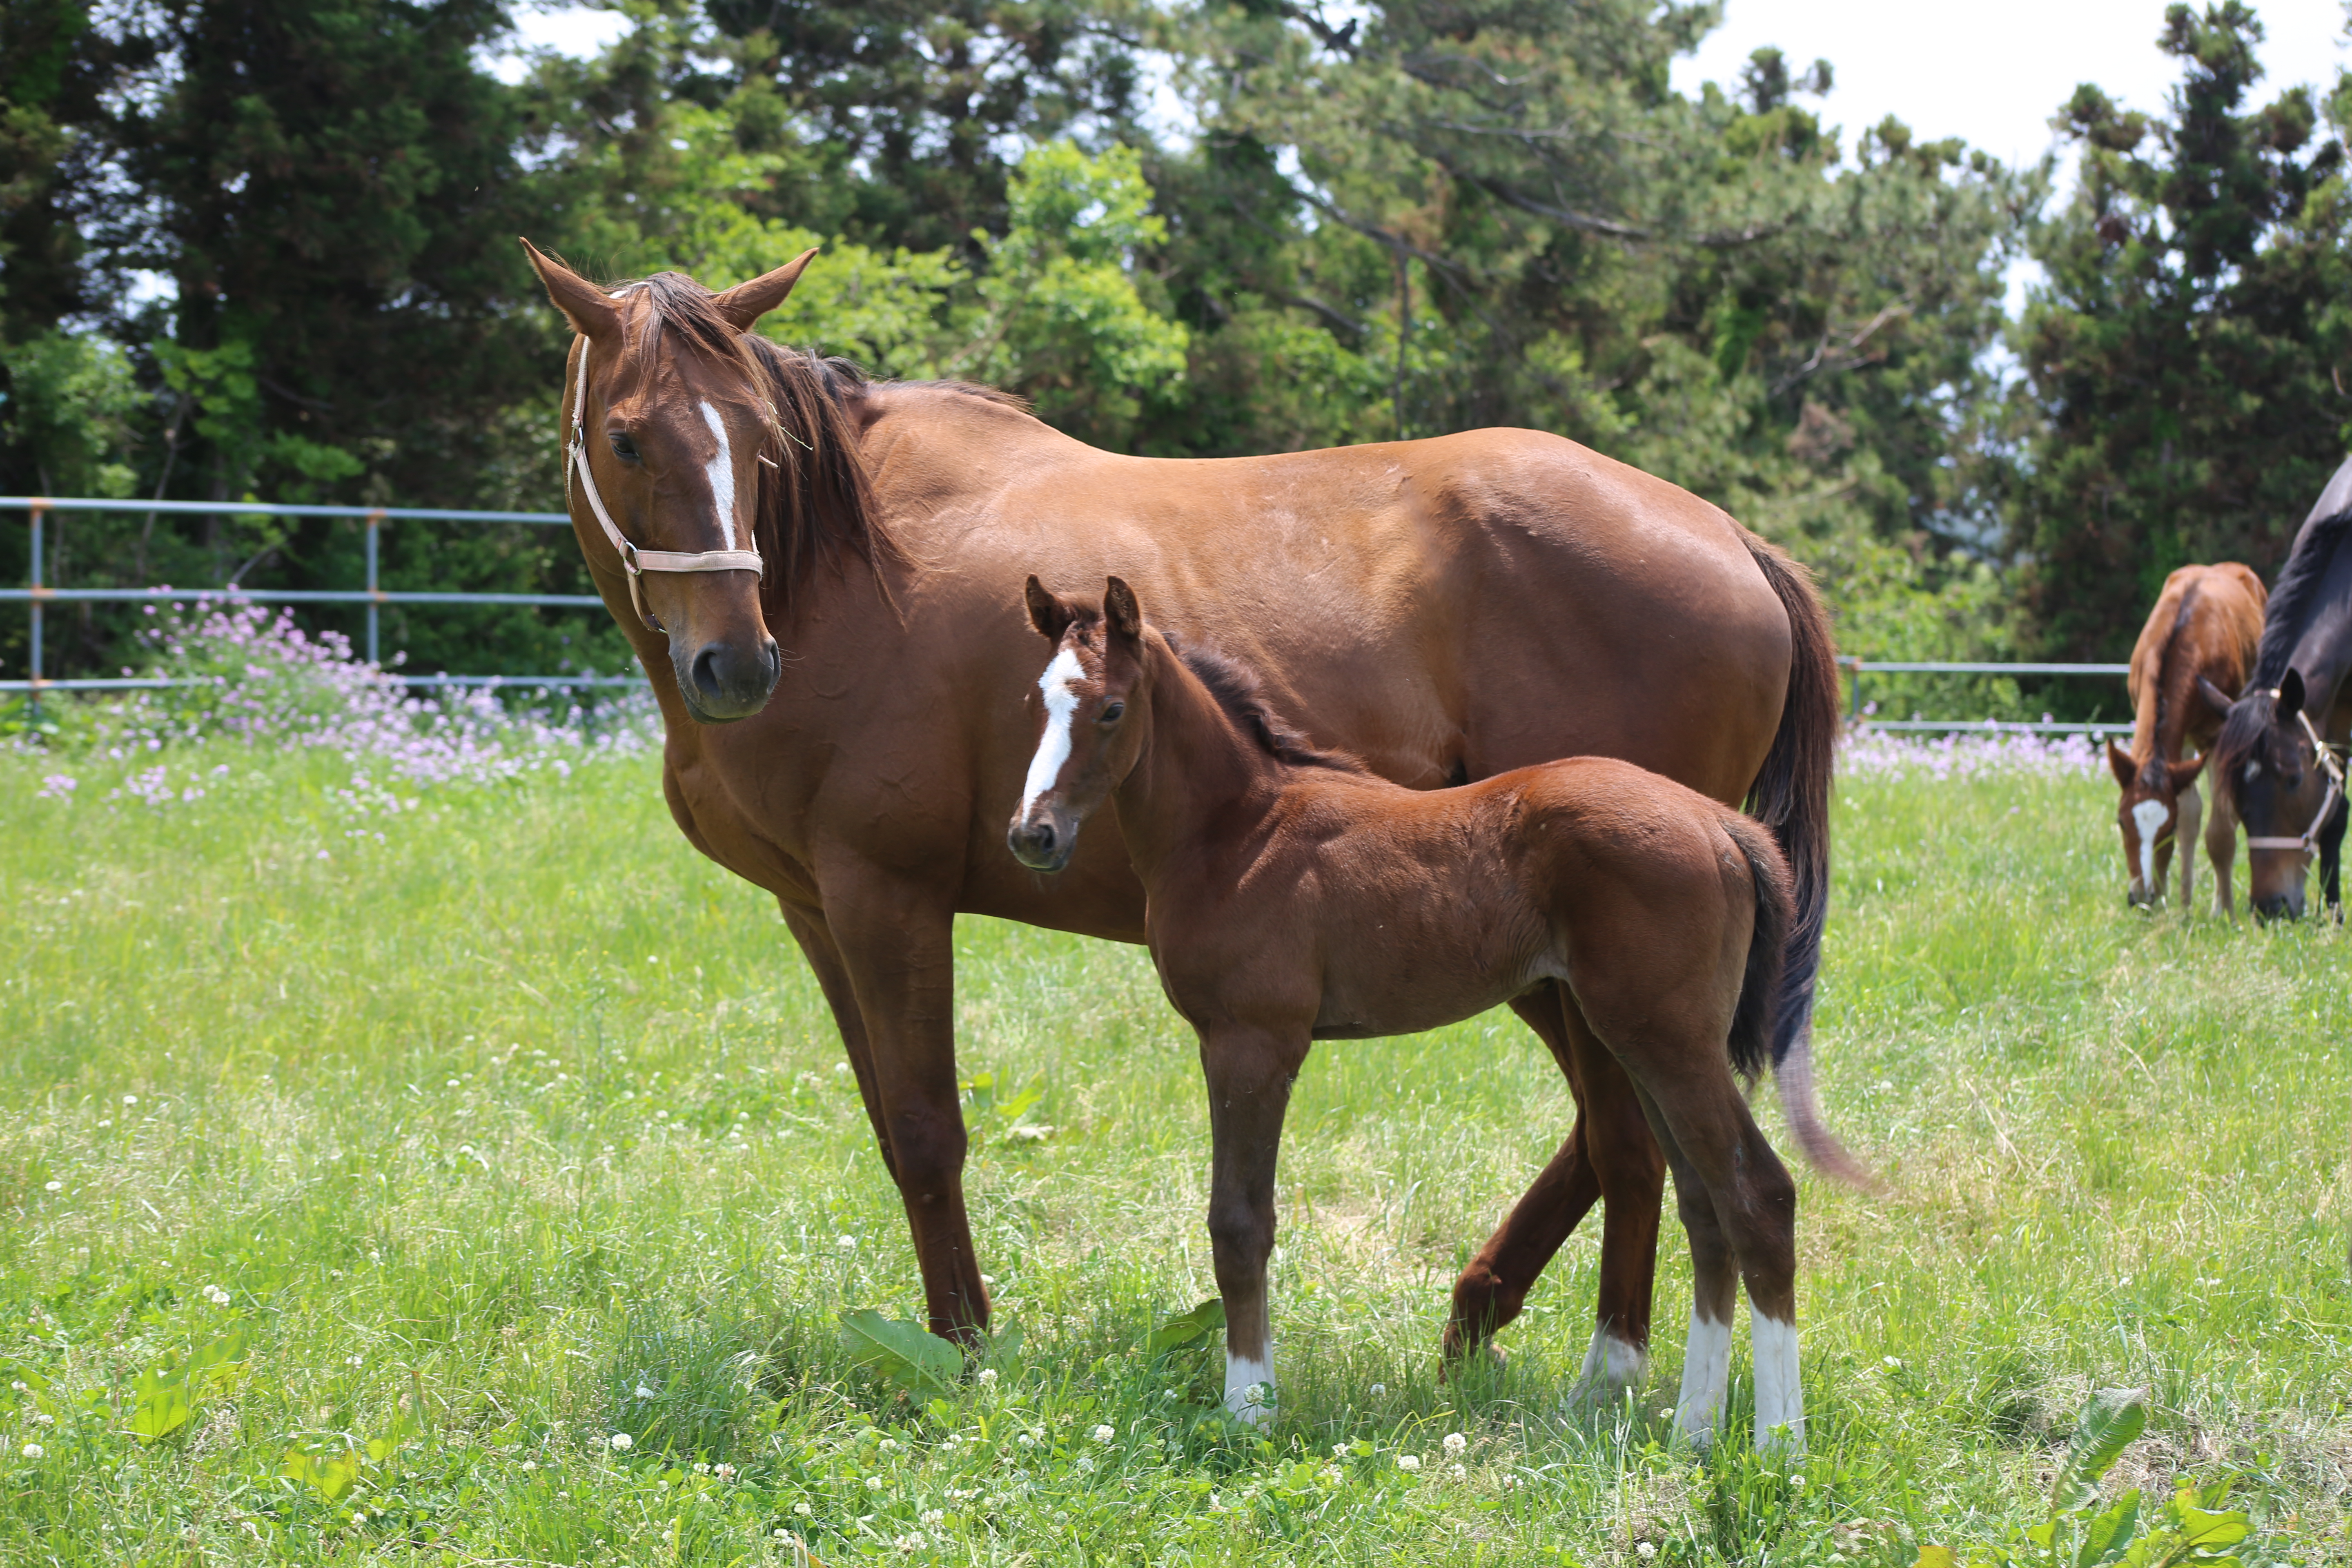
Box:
[1674,1310,1732,1444]
[1223,1352,1273,1424]
[697,401,738,550]
[2131,798,2170,895]
[1751,1314,1804,1455]
[1020,646,1087,815]
[1574,1327,1648,1399]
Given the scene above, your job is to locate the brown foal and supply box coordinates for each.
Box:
[1007,577,1808,1453]
[2107,564,2265,911]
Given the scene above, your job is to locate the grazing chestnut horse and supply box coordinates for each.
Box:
[2106,564,2265,912]
[517,241,1846,1393]
[2209,455,2352,920]
[1007,577,1808,1451]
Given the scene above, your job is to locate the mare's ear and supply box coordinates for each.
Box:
[1103,576,1143,642]
[2106,738,2137,788]
[712,249,820,331]
[2277,667,2306,719]
[1025,575,1082,641]
[2170,752,2208,788]
[520,238,622,339]
[2196,675,2237,718]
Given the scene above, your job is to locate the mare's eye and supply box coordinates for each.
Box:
[608,432,642,463]
[1099,702,1125,724]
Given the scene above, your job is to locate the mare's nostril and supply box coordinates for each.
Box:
[692,645,727,699]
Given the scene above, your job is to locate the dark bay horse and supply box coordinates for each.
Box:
[1007,577,1808,1452]
[2106,564,2265,912]
[518,241,1846,1391]
[2210,456,2352,920]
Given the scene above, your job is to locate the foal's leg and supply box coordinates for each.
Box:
[817,864,991,1341]
[2175,779,2203,912]
[1444,984,1663,1401]
[1199,1023,1310,1422]
[2207,781,2239,917]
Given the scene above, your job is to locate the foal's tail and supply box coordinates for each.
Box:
[1739,534,1873,1187]
[1719,811,1793,1087]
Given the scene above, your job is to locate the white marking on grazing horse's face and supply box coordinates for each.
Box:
[2132,797,2170,896]
[697,401,738,550]
[1020,646,1089,814]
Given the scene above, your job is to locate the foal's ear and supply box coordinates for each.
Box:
[1103,576,1143,642]
[2106,737,2137,788]
[2195,674,2238,718]
[711,249,820,332]
[2277,667,2306,719]
[520,238,622,340]
[2170,752,2208,788]
[1025,575,1082,641]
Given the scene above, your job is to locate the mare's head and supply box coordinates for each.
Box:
[2210,668,2330,919]
[523,240,875,723]
[1006,576,1154,873]
[2105,725,2211,910]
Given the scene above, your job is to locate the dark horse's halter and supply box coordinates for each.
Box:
[2245,698,2346,860]
[566,339,764,634]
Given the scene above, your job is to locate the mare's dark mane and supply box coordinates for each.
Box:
[612,270,1019,612]
[1162,633,1369,774]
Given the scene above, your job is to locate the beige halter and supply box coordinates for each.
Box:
[566,338,764,633]
[2245,699,2345,859]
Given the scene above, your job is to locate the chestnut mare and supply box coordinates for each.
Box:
[518,242,1845,1392]
[1008,578,1809,1452]
[2209,455,2352,920]
[2105,564,2265,912]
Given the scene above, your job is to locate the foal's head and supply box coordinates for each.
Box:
[2212,667,2337,920]
[1005,576,1154,874]
[2105,714,2211,909]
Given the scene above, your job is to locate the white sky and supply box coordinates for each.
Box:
[1670,0,2345,173]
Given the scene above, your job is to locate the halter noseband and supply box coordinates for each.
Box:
[2243,695,2345,860]
[566,337,764,634]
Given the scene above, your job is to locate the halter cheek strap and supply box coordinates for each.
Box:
[2244,698,2345,859]
[567,338,764,634]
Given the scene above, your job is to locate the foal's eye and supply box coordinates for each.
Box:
[608,432,642,463]
[1098,702,1125,724]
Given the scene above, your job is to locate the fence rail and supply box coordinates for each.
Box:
[2,496,619,703]
[1837,657,2132,735]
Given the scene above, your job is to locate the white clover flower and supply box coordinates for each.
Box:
[714,1463,737,1480]
[894,1533,925,1552]
[775,1527,793,1538]
[1791,1474,1808,1490]
[836,1235,857,1252]
[445,1080,459,1089]
[1636,1544,1656,1560]
[1882,1356,1902,1370]
[19,1444,40,1459]
[345,1354,362,1368]
[634,1384,655,1400]
[1332,1443,1349,1459]
[865,1476,883,1491]
[42,1182,59,1194]
[122,1096,137,1107]
[1368,1383,1385,1396]
[693,1462,708,1474]
[1395,1453,1421,1472]
[1442,1432,1467,1457]
[29,1414,53,1428]
[920,1508,944,1526]
[976,1368,997,1385]
[1074,1455,1095,1473]
[1091,1423,1114,1443]
[879,1438,900,1453]
[1015,1432,1035,1448]
[793,1502,813,1517]
[1450,1463,1466,1479]
[608,1433,633,1451]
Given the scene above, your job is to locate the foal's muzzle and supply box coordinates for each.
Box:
[1007,811,1075,874]
[675,634,781,723]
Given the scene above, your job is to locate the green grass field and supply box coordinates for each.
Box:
[0,743,2346,1564]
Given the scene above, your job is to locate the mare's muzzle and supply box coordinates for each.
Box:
[674,634,781,723]
[1007,809,1076,874]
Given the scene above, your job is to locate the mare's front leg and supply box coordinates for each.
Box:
[2323,792,2347,921]
[780,902,901,1182]
[1446,982,1663,1402]
[1200,1022,1310,1422]
[817,862,990,1340]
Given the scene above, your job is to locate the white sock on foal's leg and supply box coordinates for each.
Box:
[1673,1309,1732,1445]
[1751,1314,1804,1454]
[1572,1325,1649,1403]
[1223,1351,1274,1425]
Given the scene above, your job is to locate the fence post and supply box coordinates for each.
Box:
[365,509,384,667]
[26,501,44,722]
[1841,655,1861,723]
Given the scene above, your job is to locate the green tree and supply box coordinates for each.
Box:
[2013,1,2352,660]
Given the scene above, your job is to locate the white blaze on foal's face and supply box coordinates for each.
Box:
[1020,645,1088,815]
[2131,797,2170,895]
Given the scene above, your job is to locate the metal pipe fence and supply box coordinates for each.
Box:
[2,497,624,704]
[7,497,2142,733]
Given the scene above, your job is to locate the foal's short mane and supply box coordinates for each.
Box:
[1162,633,1369,774]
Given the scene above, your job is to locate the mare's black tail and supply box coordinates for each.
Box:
[1740,535,1873,1186]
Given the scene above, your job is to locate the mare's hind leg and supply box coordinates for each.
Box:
[1444,982,1663,1403]
[1199,1022,1311,1422]
[2175,779,2203,911]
